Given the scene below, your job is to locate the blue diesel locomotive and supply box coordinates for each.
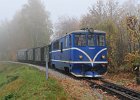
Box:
[49,29,108,77]
[17,29,108,77]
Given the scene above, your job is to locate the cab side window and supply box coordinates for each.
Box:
[53,41,59,50]
[65,35,71,48]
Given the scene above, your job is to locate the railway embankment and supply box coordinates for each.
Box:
[0,62,119,100]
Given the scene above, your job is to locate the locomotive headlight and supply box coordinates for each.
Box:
[101,55,106,59]
[79,55,83,60]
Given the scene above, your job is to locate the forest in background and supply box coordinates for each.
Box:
[0,0,53,60]
[0,0,140,72]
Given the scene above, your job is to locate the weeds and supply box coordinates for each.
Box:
[0,62,67,100]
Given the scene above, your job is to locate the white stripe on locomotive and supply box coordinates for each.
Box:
[50,47,107,66]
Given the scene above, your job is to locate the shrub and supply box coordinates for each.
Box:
[124,51,140,70]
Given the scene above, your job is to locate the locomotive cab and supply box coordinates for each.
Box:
[70,30,108,77]
[50,29,108,78]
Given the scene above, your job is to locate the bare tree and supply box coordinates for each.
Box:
[52,16,79,41]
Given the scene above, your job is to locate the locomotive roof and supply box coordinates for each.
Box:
[70,30,106,34]
[52,30,106,42]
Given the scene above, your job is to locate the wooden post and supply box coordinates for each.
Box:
[46,55,48,80]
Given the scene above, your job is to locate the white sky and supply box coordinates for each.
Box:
[0,0,128,24]
[0,0,27,21]
[44,0,94,23]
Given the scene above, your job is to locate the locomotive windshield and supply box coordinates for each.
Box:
[75,34,86,46]
[74,33,105,46]
[88,34,94,46]
[97,35,105,46]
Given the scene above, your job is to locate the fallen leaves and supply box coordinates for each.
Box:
[105,72,140,92]
[49,72,98,100]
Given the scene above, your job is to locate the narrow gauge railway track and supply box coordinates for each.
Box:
[87,79,140,100]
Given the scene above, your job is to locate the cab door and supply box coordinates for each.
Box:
[68,35,72,61]
[64,35,71,62]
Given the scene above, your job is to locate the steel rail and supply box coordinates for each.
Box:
[87,80,140,100]
[101,79,140,99]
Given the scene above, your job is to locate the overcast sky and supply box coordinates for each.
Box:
[0,0,95,23]
[0,0,127,24]
[44,0,95,23]
[0,0,26,21]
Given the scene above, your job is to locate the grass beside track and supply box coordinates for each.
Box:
[0,62,67,100]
